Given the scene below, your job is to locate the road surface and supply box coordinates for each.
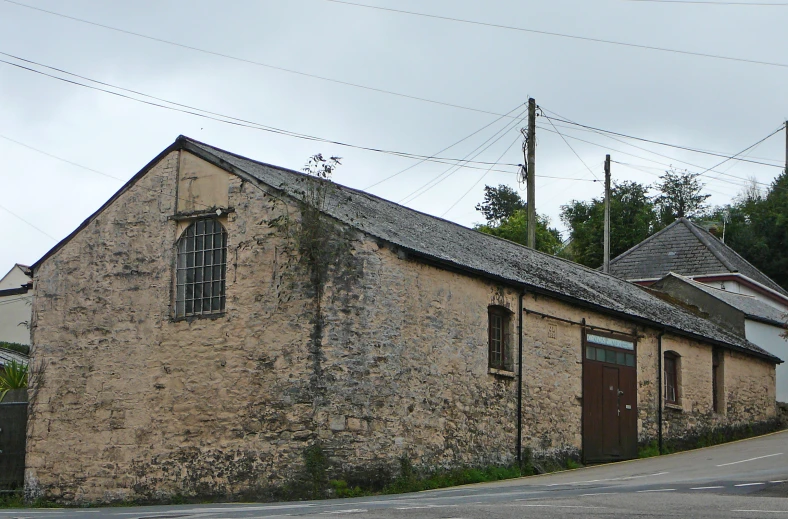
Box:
[3,430,787,518]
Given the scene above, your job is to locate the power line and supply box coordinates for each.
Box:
[543,113,600,181]
[441,132,524,217]
[0,0,515,119]
[363,103,524,190]
[536,123,778,192]
[541,111,785,169]
[321,0,788,69]
[0,55,521,172]
[0,203,56,240]
[623,0,788,5]
[399,108,528,204]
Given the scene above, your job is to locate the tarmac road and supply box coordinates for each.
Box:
[3,430,787,519]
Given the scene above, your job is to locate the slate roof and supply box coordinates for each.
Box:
[665,274,787,327]
[0,347,28,366]
[174,137,779,363]
[608,218,788,298]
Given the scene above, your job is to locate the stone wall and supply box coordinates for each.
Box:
[26,150,778,504]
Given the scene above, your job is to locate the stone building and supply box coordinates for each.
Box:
[26,136,781,503]
[608,218,788,401]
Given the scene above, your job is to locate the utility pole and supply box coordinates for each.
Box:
[527,98,536,249]
[784,120,787,173]
[603,154,611,274]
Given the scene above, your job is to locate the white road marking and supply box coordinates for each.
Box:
[517,504,607,509]
[636,488,676,493]
[545,471,669,487]
[320,509,367,514]
[735,482,766,487]
[732,511,788,514]
[395,505,455,510]
[580,492,618,496]
[716,453,783,467]
[771,480,788,483]
[690,486,724,490]
[0,513,64,515]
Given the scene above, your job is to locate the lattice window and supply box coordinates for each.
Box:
[175,219,227,318]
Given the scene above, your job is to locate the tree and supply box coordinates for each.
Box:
[652,169,711,225]
[708,171,788,291]
[561,181,658,268]
[475,209,563,255]
[474,184,562,254]
[475,185,526,224]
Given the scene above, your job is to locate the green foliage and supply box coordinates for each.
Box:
[475,184,526,224]
[561,181,658,268]
[652,168,711,225]
[303,443,329,498]
[566,458,582,470]
[329,479,366,498]
[0,359,28,402]
[708,171,788,292]
[0,342,29,356]
[638,441,663,458]
[383,460,524,495]
[475,209,563,254]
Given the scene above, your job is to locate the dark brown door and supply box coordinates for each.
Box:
[602,366,621,457]
[583,333,638,463]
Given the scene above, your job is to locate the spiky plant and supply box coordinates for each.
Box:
[0,360,28,402]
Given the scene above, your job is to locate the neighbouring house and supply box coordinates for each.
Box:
[0,264,32,347]
[0,346,28,368]
[26,136,781,503]
[608,219,788,401]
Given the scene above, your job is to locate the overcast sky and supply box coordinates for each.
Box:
[1,0,786,277]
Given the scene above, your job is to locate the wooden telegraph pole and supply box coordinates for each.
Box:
[527,98,536,249]
[603,154,611,274]
[784,120,787,173]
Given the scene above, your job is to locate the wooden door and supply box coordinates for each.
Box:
[582,331,638,463]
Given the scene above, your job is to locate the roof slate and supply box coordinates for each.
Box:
[609,218,788,298]
[182,137,780,363]
[666,274,787,326]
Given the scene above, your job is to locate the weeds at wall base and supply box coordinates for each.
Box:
[638,419,783,459]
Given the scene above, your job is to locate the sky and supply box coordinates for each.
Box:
[0,0,786,277]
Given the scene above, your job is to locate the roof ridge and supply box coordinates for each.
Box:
[680,218,737,272]
[681,218,788,297]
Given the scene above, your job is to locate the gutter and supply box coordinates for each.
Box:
[657,330,665,455]
[517,289,524,467]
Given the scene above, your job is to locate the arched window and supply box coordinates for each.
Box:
[488,306,512,371]
[175,219,227,318]
[664,351,680,405]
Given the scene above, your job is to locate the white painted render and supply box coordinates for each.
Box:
[745,319,788,402]
[0,264,32,345]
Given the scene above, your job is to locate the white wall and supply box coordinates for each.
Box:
[0,265,32,345]
[700,279,788,313]
[0,293,31,345]
[745,319,788,402]
[0,265,30,290]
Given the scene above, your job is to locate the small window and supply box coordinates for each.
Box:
[712,349,724,414]
[488,307,510,371]
[175,218,228,318]
[664,352,679,405]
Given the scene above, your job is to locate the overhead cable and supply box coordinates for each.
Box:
[322,0,788,69]
[0,56,520,172]
[0,0,514,119]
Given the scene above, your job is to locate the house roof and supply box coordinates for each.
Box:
[608,218,788,298]
[31,136,782,364]
[0,347,28,366]
[660,273,787,327]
